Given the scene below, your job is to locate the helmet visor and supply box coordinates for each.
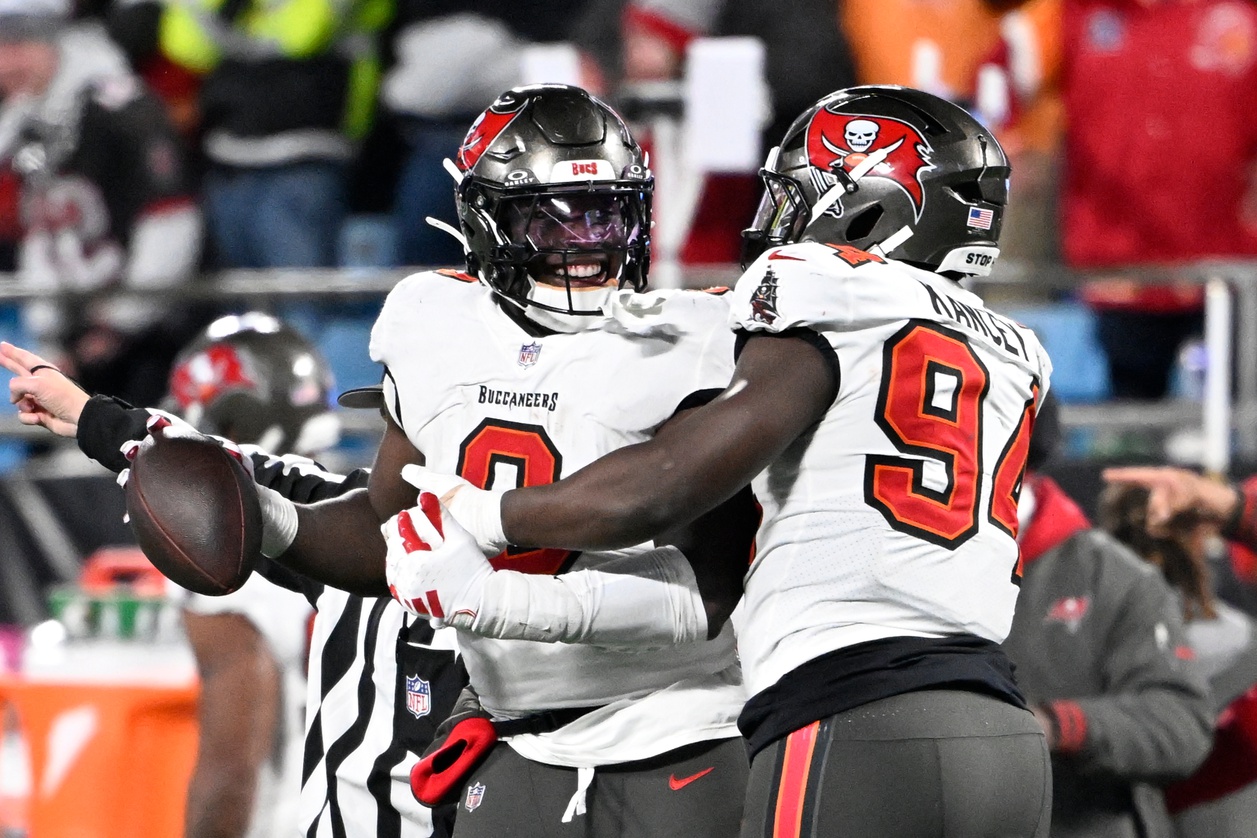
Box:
[503,192,641,252]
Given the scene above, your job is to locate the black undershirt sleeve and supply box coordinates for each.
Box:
[76,395,151,473]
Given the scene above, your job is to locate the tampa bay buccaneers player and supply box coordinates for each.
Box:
[175,85,751,838]
[398,86,1056,837]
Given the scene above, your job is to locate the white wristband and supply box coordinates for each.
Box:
[257,484,299,558]
[470,546,707,645]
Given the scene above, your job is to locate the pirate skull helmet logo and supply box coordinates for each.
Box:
[843,119,880,152]
[807,110,934,220]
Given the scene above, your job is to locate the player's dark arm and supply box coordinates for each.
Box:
[503,331,837,551]
[276,412,421,597]
[655,472,760,636]
[182,611,282,838]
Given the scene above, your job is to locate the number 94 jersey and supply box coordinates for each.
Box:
[729,242,1052,697]
[370,270,743,754]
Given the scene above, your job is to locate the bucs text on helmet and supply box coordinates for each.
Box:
[742,85,1010,276]
[166,313,338,457]
[453,84,653,331]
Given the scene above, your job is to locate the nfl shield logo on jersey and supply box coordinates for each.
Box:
[405,675,431,719]
[465,782,486,812]
[518,342,542,367]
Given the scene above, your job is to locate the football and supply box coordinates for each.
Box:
[125,433,263,596]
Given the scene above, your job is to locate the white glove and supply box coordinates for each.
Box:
[384,492,493,630]
[401,464,507,555]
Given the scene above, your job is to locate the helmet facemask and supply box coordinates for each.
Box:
[464,180,652,332]
[741,151,816,268]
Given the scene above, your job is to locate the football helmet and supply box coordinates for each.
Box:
[166,313,338,457]
[742,85,1010,275]
[454,84,653,332]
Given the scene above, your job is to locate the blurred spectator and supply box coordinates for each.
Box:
[1001,397,1214,838]
[158,0,392,269]
[620,0,857,264]
[843,0,1065,264]
[0,0,202,406]
[102,0,204,140]
[1100,481,1257,838]
[382,1,608,268]
[624,0,853,143]
[1002,0,1257,398]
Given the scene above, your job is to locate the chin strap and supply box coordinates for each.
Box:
[869,225,915,259]
[425,216,468,250]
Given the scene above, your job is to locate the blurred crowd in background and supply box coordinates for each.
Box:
[1,0,1256,416]
[5,3,1257,838]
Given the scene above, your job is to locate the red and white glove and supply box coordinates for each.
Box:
[117,412,255,486]
[384,492,494,629]
[401,464,507,555]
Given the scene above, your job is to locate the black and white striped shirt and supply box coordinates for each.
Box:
[76,396,469,838]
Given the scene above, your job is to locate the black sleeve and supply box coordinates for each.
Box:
[75,393,370,503]
[76,395,152,472]
[246,450,372,504]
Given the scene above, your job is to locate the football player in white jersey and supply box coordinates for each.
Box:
[397,86,1056,837]
[216,85,753,838]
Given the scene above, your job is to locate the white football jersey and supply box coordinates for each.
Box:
[728,242,1052,697]
[371,270,744,764]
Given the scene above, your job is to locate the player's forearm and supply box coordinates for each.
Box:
[501,332,833,550]
[467,546,709,645]
[277,489,390,596]
[501,439,710,550]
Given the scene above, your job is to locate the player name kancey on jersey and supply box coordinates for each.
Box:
[919,281,1030,362]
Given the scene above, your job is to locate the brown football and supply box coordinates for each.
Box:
[125,433,263,596]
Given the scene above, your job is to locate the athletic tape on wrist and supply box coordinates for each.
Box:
[258,484,299,558]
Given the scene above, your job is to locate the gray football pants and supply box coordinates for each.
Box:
[742,690,1052,838]
[451,736,749,838]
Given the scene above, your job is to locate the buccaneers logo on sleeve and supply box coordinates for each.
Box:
[457,94,527,171]
[806,110,934,220]
[748,268,781,325]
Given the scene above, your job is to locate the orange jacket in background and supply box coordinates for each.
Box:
[841,0,1063,156]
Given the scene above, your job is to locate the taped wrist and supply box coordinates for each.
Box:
[470,546,707,645]
[450,487,508,555]
[257,484,299,558]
